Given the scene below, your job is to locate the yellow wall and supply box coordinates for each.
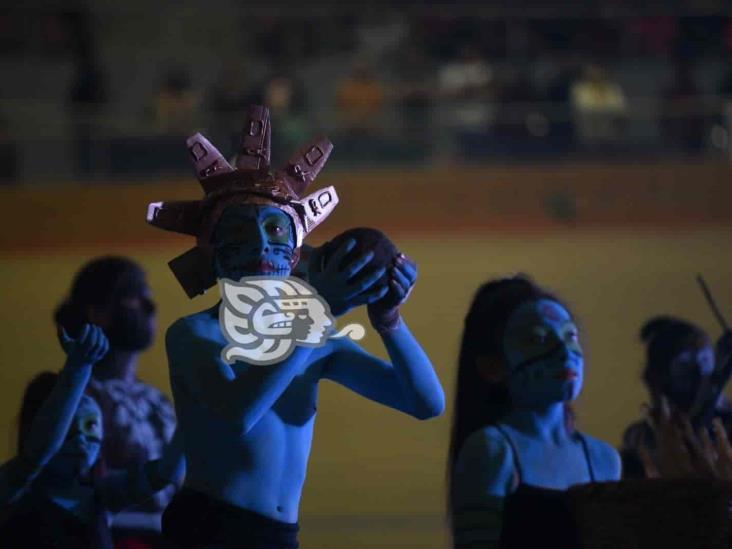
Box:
[1,165,731,547]
[2,229,732,547]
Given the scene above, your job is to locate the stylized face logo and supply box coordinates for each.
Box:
[219,277,335,365]
[502,299,584,408]
[47,396,103,477]
[213,205,295,281]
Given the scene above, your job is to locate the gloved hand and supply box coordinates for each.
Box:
[58,323,110,369]
[367,253,417,333]
[308,238,389,317]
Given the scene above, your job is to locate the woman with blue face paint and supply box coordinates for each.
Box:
[448,276,621,549]
[0,325,185,548]
[621,316,732,479]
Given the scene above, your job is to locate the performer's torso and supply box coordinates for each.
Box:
[170,311,334,524]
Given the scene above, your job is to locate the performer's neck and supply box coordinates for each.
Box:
[93,350,139,383]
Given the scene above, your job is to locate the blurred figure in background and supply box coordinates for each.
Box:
[207,61,254,155]
[492,69,550,156]
[392,40,435,150]
[336,59,385,137]
[0,327,184,549]
[54,257,176,548]
[571,64,627,150]
[64,8,107,178]
[0,112,18,183]
[660,61,706,154]
[718,63,732,159]
[262,71,309,161]
[449,276,620,549]
[621,316,732,479]
[545,55,582,149]
[436,44,494,161]
[153,69,201,136]
[335,58,386,159]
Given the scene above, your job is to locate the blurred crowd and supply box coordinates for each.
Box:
[2,4,732,181]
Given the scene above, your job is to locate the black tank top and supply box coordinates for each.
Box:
[496,425,595,549]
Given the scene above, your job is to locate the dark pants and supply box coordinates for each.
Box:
[162,489,299,549]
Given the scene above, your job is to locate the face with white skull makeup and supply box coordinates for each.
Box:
[45,395,103,478]
[212,204,296,282]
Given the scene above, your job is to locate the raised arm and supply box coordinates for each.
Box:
[451,428,516,549]
[321,252,445,419]
[322,323,444,419]
[166,317,315,433]
[0,325,108,506]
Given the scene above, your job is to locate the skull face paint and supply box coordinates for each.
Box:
[667,338,715,411]
[46,395,103,477]
[212,204,296,281]
[502,299,583,408]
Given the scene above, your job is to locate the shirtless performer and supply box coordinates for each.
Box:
[146,105,445,548]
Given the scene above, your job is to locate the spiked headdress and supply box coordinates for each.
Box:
[146,105,338,298]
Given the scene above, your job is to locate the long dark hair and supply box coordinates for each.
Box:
[54,256,146,337]
[447,275,569,510]
[640,315,708,398]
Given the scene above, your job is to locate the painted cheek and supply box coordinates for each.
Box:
[510,354,583,397]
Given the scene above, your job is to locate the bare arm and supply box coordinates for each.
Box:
[0,325,108,505]
[321,321,444,419]
[321,249,444,419]
[166,318,315,433]
[451,428,516,549]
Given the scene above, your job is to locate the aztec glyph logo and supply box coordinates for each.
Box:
[219,277,365,365]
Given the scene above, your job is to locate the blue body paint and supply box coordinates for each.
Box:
[451,297,620,548]
[165,211,445,524]
[0,325,184,524]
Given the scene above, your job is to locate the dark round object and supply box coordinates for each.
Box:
[322,227,398,288]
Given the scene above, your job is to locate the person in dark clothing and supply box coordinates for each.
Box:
[0,325,184,549]
[621,316,732,478]
[448,276,620,549]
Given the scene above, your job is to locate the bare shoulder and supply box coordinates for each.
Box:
[165,310,223,377]
[452,426,516,501]
[457,426,513,466]
[166,309,220,342]
[580,433,622,481]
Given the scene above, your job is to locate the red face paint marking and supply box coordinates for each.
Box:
[555,369,578,381]
[540,303,562,321]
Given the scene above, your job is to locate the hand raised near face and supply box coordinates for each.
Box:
[640,396,732,480]
[58,324,110,369]
[367,253,418,333]
[308,238,389,317]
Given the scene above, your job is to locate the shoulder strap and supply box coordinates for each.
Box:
[576,432,597,482]
[494,424,524,483]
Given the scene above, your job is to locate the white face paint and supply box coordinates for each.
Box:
[502,299,584,408]
[213,205,296,282]
[671,344,715,378]
[667,341,716,410]
[46,396,103,477]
